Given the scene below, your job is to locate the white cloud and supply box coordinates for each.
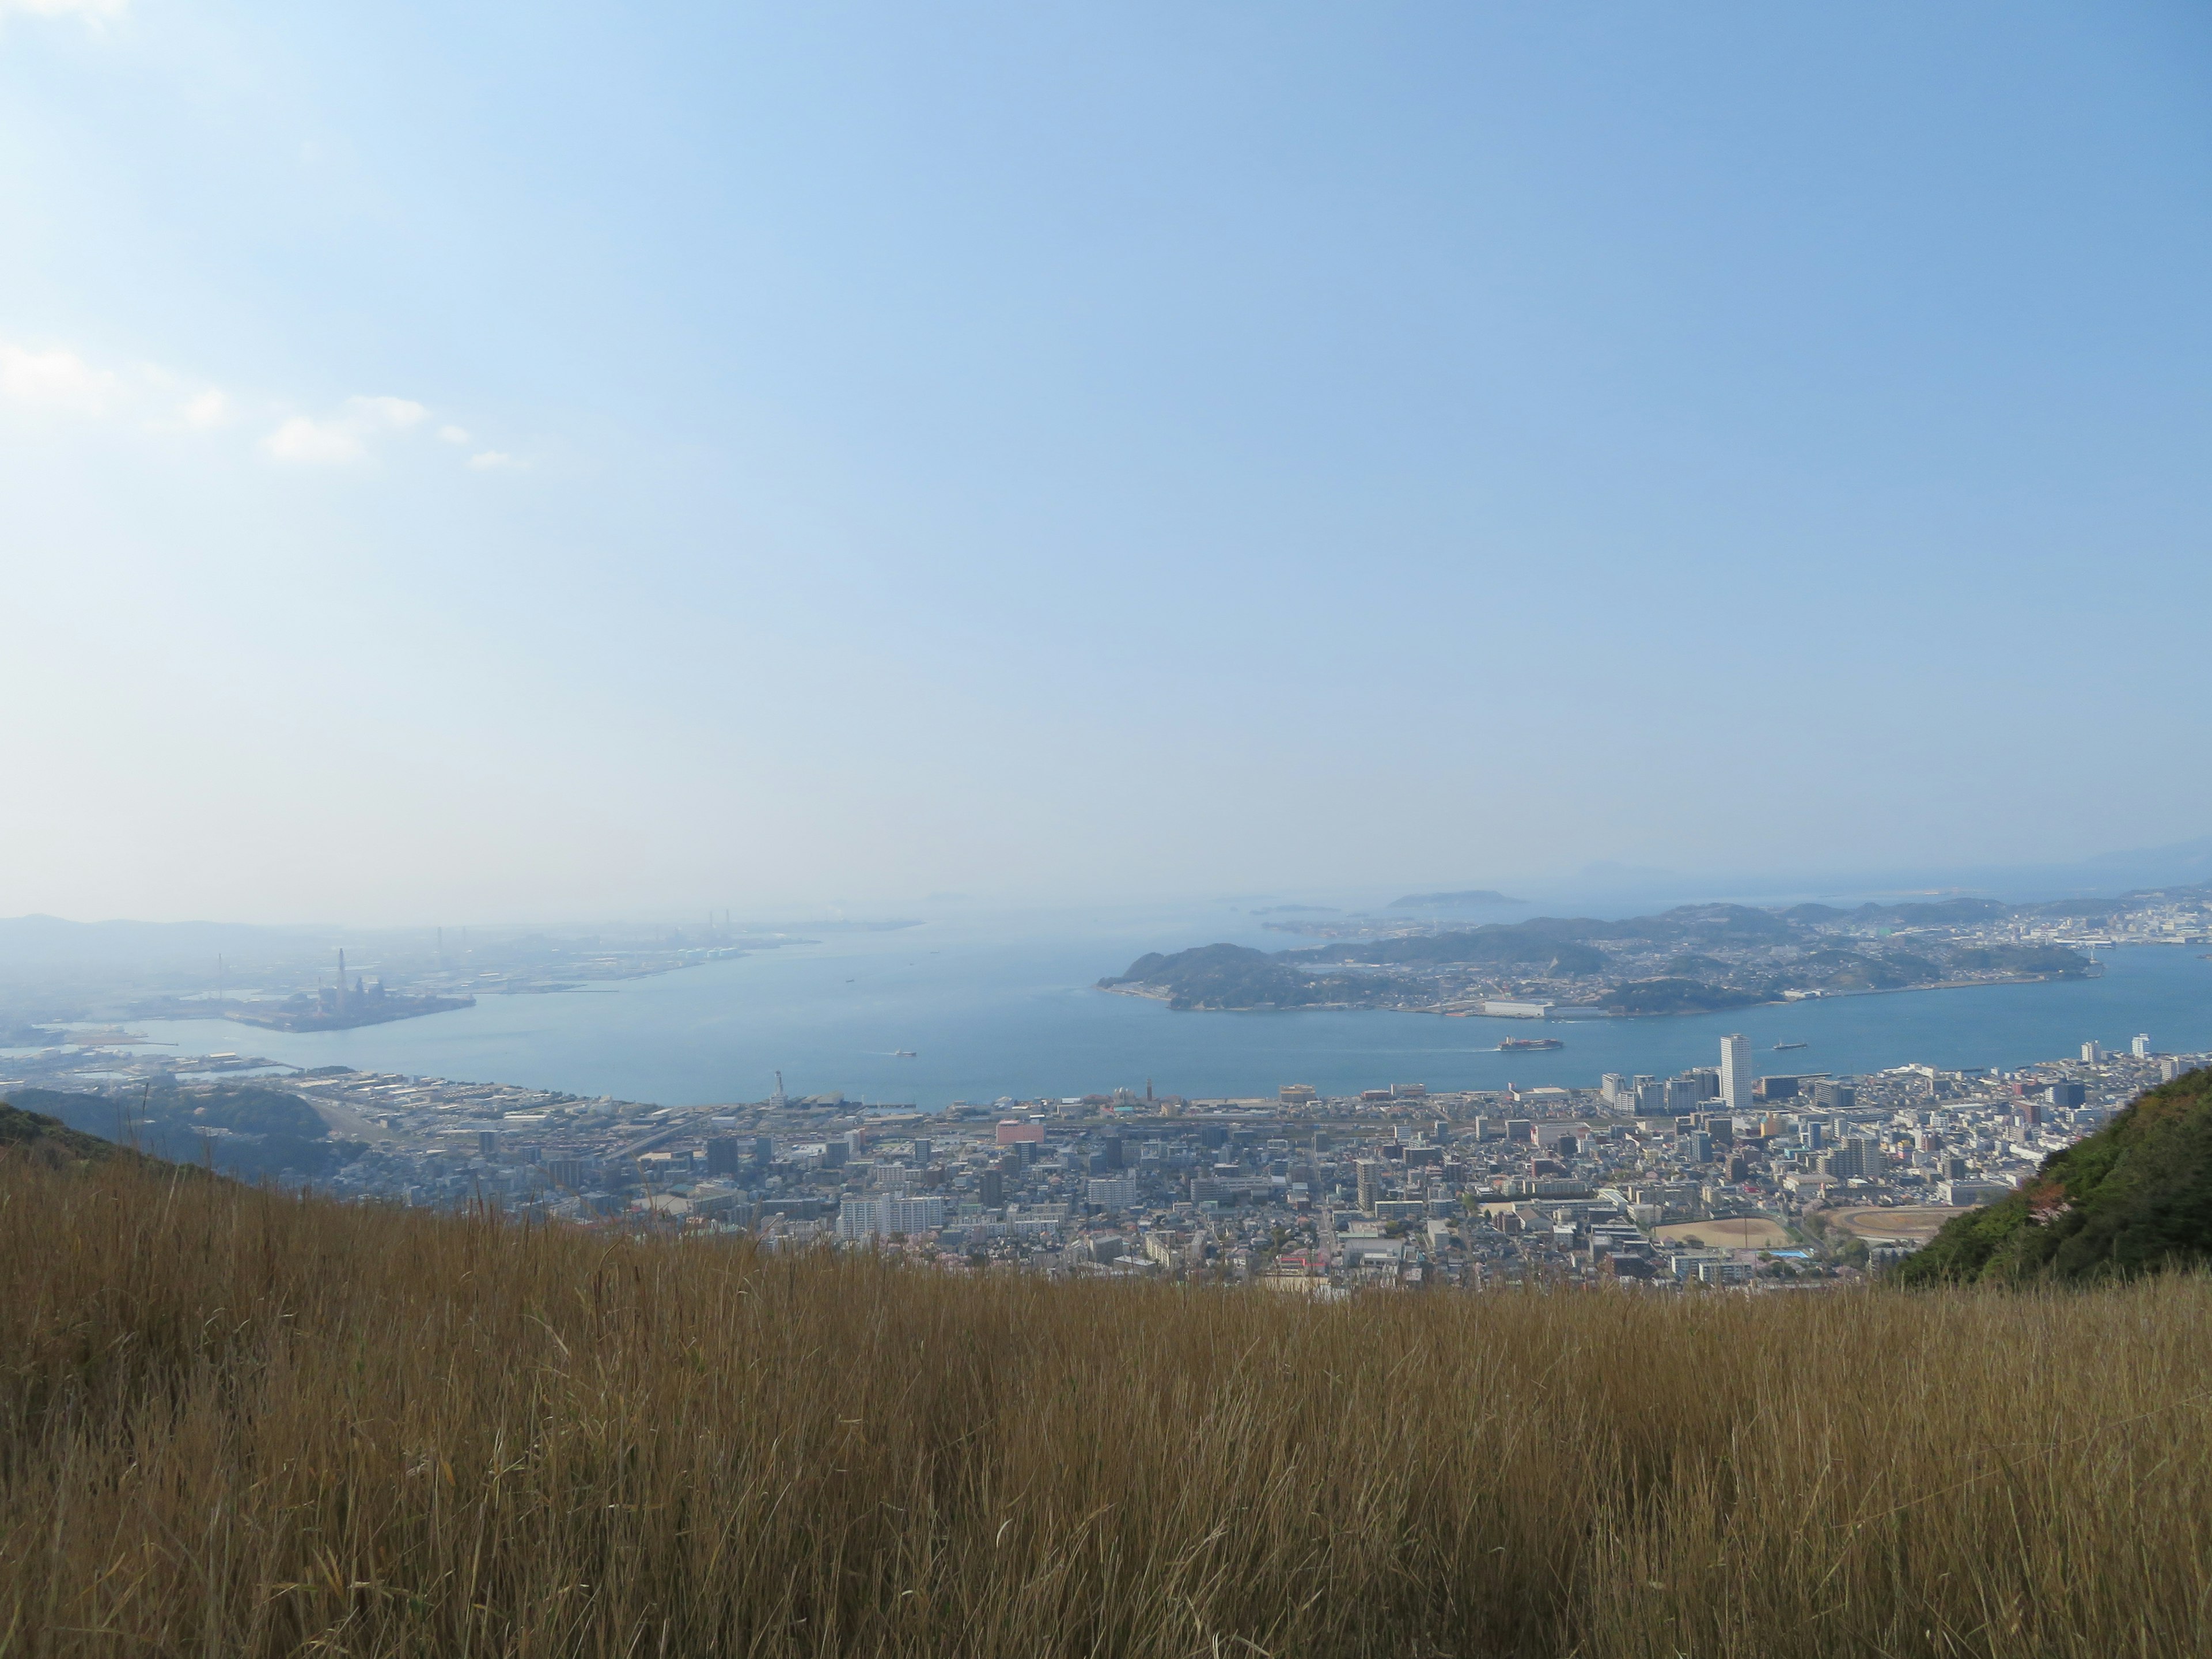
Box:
[2,338,236,434]
[263,415,365,464]
[0,342,119,415]
[350,395,427,430]
[262,394,433,463]
[2,333,499,469]
[181,388,230,429]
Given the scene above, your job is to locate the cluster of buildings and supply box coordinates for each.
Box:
[281,1031,2203,1293]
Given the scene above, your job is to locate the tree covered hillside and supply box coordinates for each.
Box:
[1101,944,1362,1010]
[1105,898,2099,1014]
[1895,1066,2212,1286]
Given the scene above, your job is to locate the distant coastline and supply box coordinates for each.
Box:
[47,930,2212,1112]
[1100,965,2105,1018]
[224,994,478,1033]
[1096,889,2198,1016]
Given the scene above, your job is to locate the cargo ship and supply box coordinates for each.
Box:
[1497,1037,1563,1052]
[1772,1041,1808,1051]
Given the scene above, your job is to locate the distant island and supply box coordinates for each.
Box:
[1389,889,1526,909]
[1092,888,2200,1014]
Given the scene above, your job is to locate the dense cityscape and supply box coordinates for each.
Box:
[10,1022,2198,1294]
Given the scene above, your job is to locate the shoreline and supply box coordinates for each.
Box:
[1097,969,2097,1020]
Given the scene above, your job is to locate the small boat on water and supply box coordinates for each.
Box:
[1498,1037,1563,1052]
[1773,1041,1808,1051]
[893,1050,918,1058]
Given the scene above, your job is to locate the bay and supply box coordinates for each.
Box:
[130,906,2212,1108]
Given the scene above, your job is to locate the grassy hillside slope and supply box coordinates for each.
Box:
[1895,1066,2212,1286]
[0,1101,173,1173]
[6,1083,353,1180]
[6,1158,2212,1657]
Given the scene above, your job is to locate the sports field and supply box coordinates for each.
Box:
[1652,1216,1793,1250]
[1833,1205,1966,1244]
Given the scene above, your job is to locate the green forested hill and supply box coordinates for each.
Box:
[1102,944,1361,1009]
[1895,1066,2212,1286]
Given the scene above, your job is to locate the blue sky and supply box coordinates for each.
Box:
[2,2,2208,922]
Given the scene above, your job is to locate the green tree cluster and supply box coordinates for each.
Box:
[1895,1067,2212,1286]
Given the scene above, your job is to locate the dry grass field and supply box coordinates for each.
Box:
[1835,1205,1968,1244]
[5,1157,2212,1658]
[1650,1215,1794,1250]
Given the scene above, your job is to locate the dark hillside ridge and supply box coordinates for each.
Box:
[1104,944,1364,1010]
[1602,978,1763,1015]
[1290,931,1608,974]
[0,1103,180,1173]
[5,1084,354,1180]
[1894,1065,2212,1286]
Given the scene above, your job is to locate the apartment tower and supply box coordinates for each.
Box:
[1719,1033,1752,1112]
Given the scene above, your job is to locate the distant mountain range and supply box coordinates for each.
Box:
[1529,834,2212,914]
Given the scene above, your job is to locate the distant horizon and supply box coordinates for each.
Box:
[2,828,2207,942]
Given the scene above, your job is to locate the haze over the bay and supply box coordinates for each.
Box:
[4,3,2209,925]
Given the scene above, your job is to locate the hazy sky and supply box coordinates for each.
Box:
[3,2,2209,923]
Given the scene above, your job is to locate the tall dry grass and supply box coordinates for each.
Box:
[3,1157,2209,1658]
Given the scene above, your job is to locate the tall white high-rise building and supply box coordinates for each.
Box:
[2133,1034,2152,1059]
[1720,1034,1752,1112]
[836,1193,946,1240]
[2082,1040,2104,1064]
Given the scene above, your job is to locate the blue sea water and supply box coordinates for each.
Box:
[130,906,2212,1109]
